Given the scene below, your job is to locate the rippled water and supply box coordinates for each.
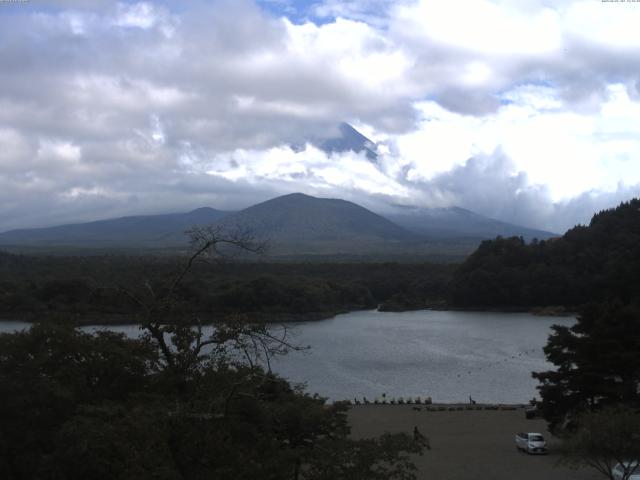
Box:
[269,310,574,403]
[0,310,573,403]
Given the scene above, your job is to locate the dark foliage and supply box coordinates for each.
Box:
[0,255,454,323]
[0,322,423,480]
[451,199,640,308]
[0,323,160,479]
[0,226,425,480]
[560,406,640,480]
[532,302,640,432]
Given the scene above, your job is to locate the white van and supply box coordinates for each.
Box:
[515,432,547,454]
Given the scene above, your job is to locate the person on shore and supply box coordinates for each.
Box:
[413,426,431,450]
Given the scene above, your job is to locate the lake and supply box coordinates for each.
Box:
[0,310,573,403]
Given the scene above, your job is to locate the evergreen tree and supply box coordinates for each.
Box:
[533,302,640,432]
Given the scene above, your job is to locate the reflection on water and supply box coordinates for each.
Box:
[0,310,573,403]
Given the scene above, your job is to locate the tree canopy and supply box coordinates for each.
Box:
[560,406,640,480]
[452,199,640,308]
[0,252,453,323]
[0,227,424,480]
[533,302,640,432]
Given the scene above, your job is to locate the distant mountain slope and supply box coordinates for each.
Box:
[0,193,557,256]
[293,123,379,162]
[217,193,417,254]
[318,122,378,161]
[0,207,230,247]
[0,194,418,254]
[385,206,556,241]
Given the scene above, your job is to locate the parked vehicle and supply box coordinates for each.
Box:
[515,432,547,454]
[613,461,640,480]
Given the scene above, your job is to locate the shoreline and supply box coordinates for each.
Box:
[380,304,577,317]
[0,309,353,326]
[344,401,528,410]
[0,305,576,326]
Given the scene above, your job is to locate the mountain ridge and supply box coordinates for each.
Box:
[0,207,230,248]
[0,193,557,255]
[293,122,379,162]
[318,122,378,161]
[384,205,555,242]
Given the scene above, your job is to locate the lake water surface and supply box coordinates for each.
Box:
[0,310,573,403]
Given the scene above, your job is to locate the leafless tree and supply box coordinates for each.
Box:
[114,225,304,376]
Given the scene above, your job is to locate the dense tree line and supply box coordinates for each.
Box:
[533,301,640,431]
[451,199,640,308]
[0,228,425,480]
[0,254,454,323]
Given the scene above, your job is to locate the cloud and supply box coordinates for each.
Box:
[413,150,570,233]
[0,0,640,233]
[392,146,640,233]
[381,0,640,116]
[395,84,640,202]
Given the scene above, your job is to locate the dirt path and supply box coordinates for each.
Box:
[348,405,601,480]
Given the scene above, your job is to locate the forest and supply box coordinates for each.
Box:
[0,253,454,324]
[451,199,640,309]
[1,199,640,324]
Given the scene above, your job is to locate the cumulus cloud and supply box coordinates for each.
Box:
[198,144,640,234]
[0,0,640,233]
[411,151,640,233]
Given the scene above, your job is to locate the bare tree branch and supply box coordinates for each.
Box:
[107,224,303,378]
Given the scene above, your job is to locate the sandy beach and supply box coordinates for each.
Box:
[348,405,601,480]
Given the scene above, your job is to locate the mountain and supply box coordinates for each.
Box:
[0,193,556,256]
[291,123,379,162]
[384,206,556,241]
[216,193,418,254]
[0,207,230,248]
[317,122,378,161]
[0,194,418,254]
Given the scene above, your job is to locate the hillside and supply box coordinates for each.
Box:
[451,198,640,308]
[0,193,425,255]
[216,193,420,254]
[0,192,557,257]
[385,206,556,242]
[318,122,378,162]
[0,208,230,248]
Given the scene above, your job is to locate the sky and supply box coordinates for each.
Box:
[1,0,640,233]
